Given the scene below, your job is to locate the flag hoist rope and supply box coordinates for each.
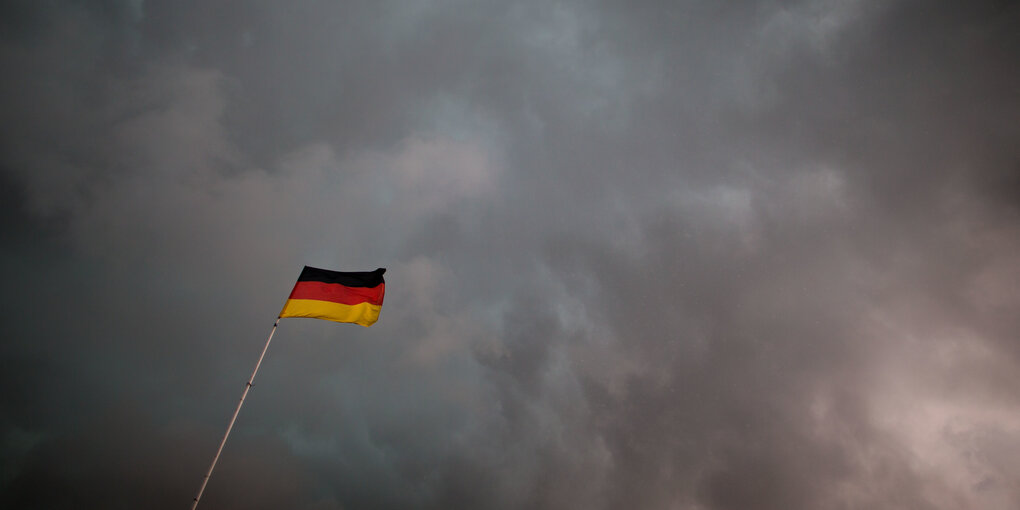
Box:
[190,318,281,510]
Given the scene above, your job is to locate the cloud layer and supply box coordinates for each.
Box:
[1,1,1019,508]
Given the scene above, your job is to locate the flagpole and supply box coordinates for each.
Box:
[191,317,281,510]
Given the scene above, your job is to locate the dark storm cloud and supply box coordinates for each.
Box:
[2,0,1019,508]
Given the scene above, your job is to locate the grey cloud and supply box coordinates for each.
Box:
[1,0,1019,508]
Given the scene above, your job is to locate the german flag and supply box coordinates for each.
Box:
[279,266,386,327]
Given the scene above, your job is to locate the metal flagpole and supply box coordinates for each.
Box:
[191,318,281,510]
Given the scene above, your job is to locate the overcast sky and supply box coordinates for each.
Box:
[1,1,1019,508]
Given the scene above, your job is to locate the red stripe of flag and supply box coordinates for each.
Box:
[287,281,385,306]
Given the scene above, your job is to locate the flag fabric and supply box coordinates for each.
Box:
[279,266,386,327]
